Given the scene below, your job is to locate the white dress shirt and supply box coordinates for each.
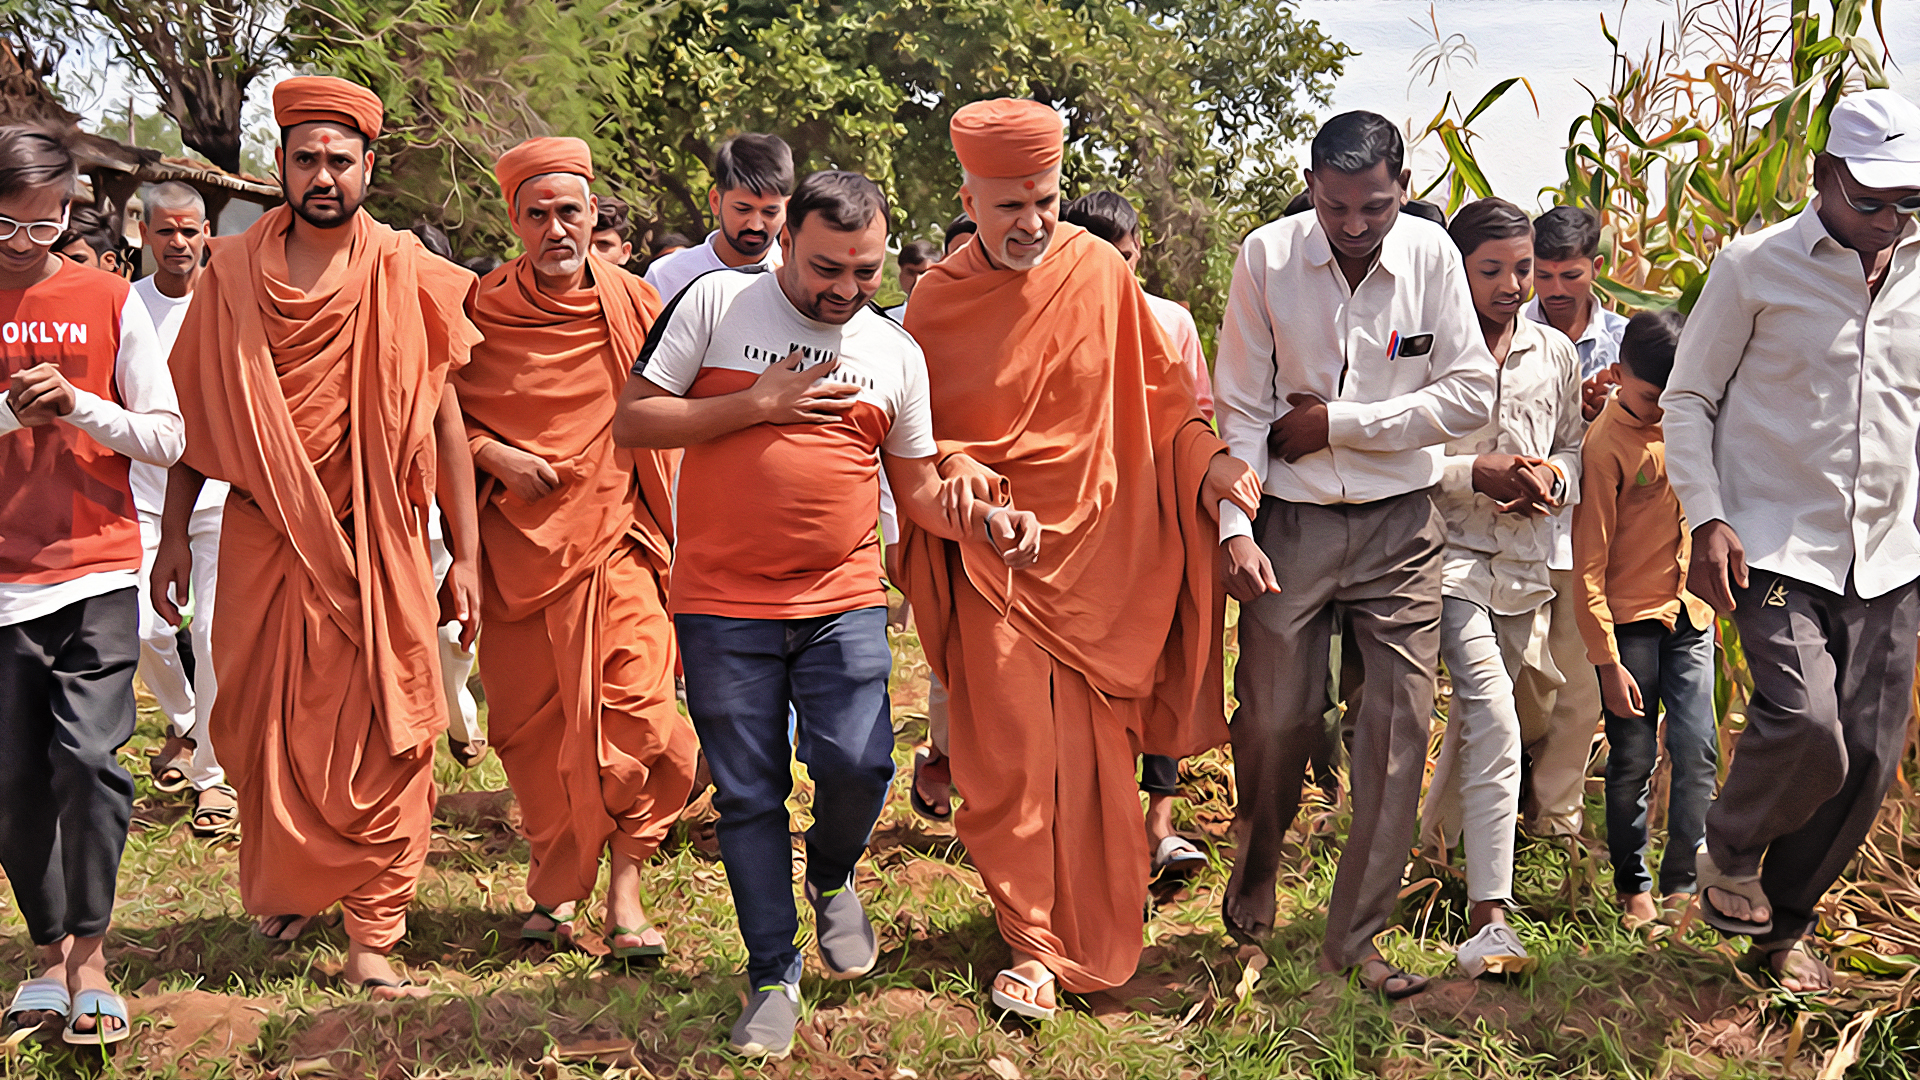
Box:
[1663,204,1920,599]
[1213,213,1497,539]
[1436,316,1585,615]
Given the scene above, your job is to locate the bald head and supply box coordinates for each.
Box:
[140,181,209,295]
[146,181,205,219]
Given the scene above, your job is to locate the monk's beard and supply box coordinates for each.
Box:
[994,228,1051,271]
[291,187,362,229]
[534,248,587,278]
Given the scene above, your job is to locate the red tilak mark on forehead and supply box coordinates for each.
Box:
[1023,180,1035,189]
[849,247,858,256]
[539,187,556,199]
[319,133,333,146]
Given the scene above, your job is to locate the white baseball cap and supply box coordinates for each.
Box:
[1826,89,1920,190]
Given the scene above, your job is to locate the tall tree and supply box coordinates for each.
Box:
[293,0,1347,336]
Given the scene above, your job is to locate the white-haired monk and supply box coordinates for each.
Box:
[153,75,482,998]
[457,137,696,957]
[899,98,1261,1019]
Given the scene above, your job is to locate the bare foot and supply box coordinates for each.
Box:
[1220,869,1276,943]
[994,952,1057,1012]
[1765,940,1833,993]
[342,941,429,1000]
[1659,893,1691,925]
[1705,884,1772,927]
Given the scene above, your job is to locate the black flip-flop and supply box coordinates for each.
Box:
[1357,958,1429,1001]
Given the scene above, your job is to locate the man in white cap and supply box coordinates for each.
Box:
[1664,87,1920,993]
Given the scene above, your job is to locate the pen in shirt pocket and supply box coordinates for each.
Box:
[1385,331,1400,361]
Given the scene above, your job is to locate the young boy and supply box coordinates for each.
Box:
[1,126,184,1043]
[1419,197,1584,978]
[1571,310,1717,929]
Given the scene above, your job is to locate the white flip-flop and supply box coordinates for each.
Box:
[1151,835,1208,883]
[989,967,1057,1021]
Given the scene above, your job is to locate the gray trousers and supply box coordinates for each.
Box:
[1227,490,1443,969]
[1712,568,1920,937]
[0,588,139,945]
[1706,568,1920,946]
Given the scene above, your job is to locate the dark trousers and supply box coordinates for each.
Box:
[676,606,896,987]
[0,588,139,945]
[1603,614,1717,897]
[1228,490,1443,969]
[1704,569,1920,945]
[1140,754,1179,797]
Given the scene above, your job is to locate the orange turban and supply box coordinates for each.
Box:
[950,99,1065,179]
[272,76,384,141]
[494,137,595,207]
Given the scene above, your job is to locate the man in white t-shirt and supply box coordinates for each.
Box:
[643,133,791,304]
[130,181,234,837]
[614,170,1038,1060]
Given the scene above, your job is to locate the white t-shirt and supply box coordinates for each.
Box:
[643,230,783,304]
[635,270,935,618]
[131,275,230,516]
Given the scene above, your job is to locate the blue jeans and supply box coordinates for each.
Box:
[676,606,896,987]
[1603,614,1717,897]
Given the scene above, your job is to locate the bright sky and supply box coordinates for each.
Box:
[1291,0,1920,209]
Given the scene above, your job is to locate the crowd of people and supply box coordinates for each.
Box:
[3,71,1919,1061]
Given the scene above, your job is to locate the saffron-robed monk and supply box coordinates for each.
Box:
[153,75,483,999]
[456,137,697,957]
[898,98,1262,1020]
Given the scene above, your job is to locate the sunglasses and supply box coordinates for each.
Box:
[1836,176,1920,216]
[0,211,69,245]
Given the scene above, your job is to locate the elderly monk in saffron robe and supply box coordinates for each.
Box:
[153,75,482,998]
[457,138,696,957]
[899,99,1264,1018]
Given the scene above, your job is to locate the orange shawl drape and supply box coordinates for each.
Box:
[900,223,1230,758]
[456,255,692,903]
[169,206,479,943]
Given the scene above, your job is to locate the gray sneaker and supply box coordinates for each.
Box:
[1456,922,1537,978]
[805,877,878,979]
[728,982,798,1060]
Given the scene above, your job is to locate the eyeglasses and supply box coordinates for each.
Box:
[0,212,68,244]
[1835,176,1920,216]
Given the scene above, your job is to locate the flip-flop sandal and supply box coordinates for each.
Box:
[190,784,240,839]
[909,744,953,822]
[520,903,577,945]
[5,976,70,1031]
[61,988,130,1046]
[253,914,312,942]
[1754,938,1834,992]
[989,967,1057,1021]
[147,740,195,794]
[1151,835,1208,884]
[1357,957,1430,1001]
[1695,849,1773,936]
[605,924,668,962]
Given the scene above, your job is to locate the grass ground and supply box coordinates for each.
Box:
[6,607,1920,1078]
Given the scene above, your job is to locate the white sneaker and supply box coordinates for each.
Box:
[1456,922,1536,978]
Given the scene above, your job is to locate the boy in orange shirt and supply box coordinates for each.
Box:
[1571,310,1718,929]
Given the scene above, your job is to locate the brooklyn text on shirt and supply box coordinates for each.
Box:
[0,319,90,346]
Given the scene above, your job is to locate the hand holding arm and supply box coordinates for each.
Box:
[1201,451,1262,520]
[888,453,1040,569]
[474,438,560,502]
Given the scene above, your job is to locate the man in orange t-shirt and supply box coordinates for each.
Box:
[1,126,184,1044]
[616,170,1038,1059]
